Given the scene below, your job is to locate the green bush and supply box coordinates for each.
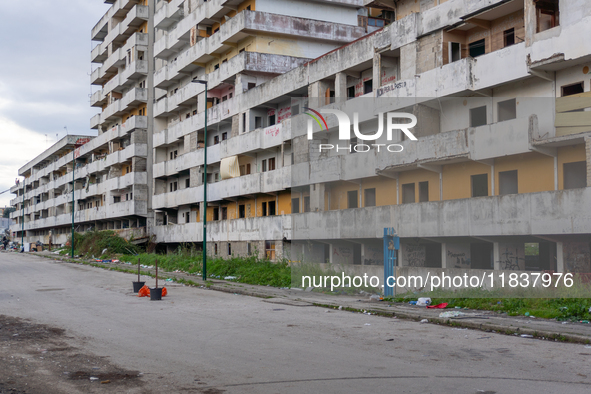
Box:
[69,230,140,257]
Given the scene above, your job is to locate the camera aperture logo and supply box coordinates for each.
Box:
[305,108,417,153]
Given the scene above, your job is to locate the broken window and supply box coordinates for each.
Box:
[347,86,355,99]
[269,114,276,126]
[268,201,276,216]
[214,135,220,144]
[364,188,376,207]
[303,196,310,212]
[470,106,487,127]
[262,202,267,216]
[419,181,429,202]
[213,207,219,221]
[291,198,300,214]
[222,132,227,141]
[469,39,485,58]
[265,241,275,260]
[262,159,267,172]
[563,161,587,189]
[347,190,358,209]
[536,0,559,33]
[248,82,256,90]
[449,42,461,63]
[471,174,489,197]
[499,170,518,195]
[185,178,190,188]
[363,80,373,95]
[498,99,517,122]
[561,82,584,97]
[239,204,246,218]
[402,183,415,204]
[504,28,515,47]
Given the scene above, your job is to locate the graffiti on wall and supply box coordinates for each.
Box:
[332,246,353,265]
[404,243,425,267]
[446,243,471,268]
[364,245,383,266]
[564,242,591,273]
[497,246,524,270]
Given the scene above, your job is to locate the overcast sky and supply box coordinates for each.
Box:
[0,1,110,208]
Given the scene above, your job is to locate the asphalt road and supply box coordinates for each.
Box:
[1,253,590,394]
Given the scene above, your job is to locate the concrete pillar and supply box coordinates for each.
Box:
[372,53,381,93]
[307,80,331,107]
[310,183,325,212]
[335,72,347,101]
[556,241,564,273]
[441,243,447,268]
[235,73,245,96]
[493,242,500,270]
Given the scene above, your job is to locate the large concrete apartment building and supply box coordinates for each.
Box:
[11,0,591,275]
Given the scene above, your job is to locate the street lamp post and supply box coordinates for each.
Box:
[71,148,75,258]
[192,78,208,281]
[21,177,24,252]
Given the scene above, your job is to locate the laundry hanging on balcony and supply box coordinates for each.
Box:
[220,156,240,180]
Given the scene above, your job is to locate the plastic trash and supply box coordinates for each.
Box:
[409,301,417,305]
[369,295,383,301]
[416,297,431,306]
[420,319,429,323]
[427,303,448,309]
[520,334,534,338]
[224,276,237,280]
[524,312,530,316]
[439,311,465,318]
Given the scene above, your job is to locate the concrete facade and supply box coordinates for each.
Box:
[11,0,591,275]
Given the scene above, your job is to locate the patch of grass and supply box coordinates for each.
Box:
[70,230,140,257]
[385,295,591,321]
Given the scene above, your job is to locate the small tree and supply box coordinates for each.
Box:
[3,208,15,218]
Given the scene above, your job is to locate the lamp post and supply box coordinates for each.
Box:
[71,147,75,258]
[192,78,208,281]
[21,177,24,252]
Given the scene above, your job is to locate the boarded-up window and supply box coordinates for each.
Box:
[470,106,487,127]
[499,170,518,195]
[498,99,516,122]
[402,183,415,204]
[364,188,376,207]
[419,181,429,202]
[347,190,358,208]
[563,161,587,189]
[471,174,489,197]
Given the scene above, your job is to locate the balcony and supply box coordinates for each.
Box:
[154,0,184,29]
[152,214,291,243]
[300,188,591,240]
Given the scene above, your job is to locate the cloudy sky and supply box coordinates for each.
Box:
[0,1,110,208]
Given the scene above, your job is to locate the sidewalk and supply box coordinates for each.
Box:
[34,251,591,344]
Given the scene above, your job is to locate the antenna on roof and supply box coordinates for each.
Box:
[64,126,68,135]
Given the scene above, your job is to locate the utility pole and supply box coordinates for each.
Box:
[21,177,24,252]
[71,148,75,258]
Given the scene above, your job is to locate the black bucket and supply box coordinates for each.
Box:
[132,281,145,293]
[150,288,163,301]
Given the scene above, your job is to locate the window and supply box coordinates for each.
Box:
[291,198,300,214]
[303,196,310,212]
[364,188,376,207]
[292,104,300,116]
[186,113,190,119]
[255,116,262,128]
[269,115,276,126]
[504,28,515,47]
[536,0,559,33]
[262,159,267,172]
[499,170,518,195]
[347,86,355,99]
[498,99,516,122]
[113,196,121,203]
[170,183,173,192]
[419,181,429,202]
[246,163,251,175]
[367,17,385,27]
[262,202,267,216]
[222,132,227,141]
[268,158,275,171]
[221,207,227,220]
[265,241,275,260]
[347,190,358,209]
[469,39,485,58]
[185,178,190,188]
[227,243,231,256]
[449,42,461,63]
[247,242,252,255]
[214,135,220,144]
[186,212,190,223]
[246,5,251,10]
[222,95,227,102]
[561,82,584,97]
[214,243,218,255]
[364,79,373,94]
[402,183,415,204]
[248,82,256,90]
[213,207,219,221]
[470,106,487,127]
[173,181,177,191]
[268,201,276,216]
[471,174,488,197]
[242,113,246,133]
[563,161,587,189]
[239,204,246,218]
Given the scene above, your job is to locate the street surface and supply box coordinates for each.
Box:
[1,253,590,393]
